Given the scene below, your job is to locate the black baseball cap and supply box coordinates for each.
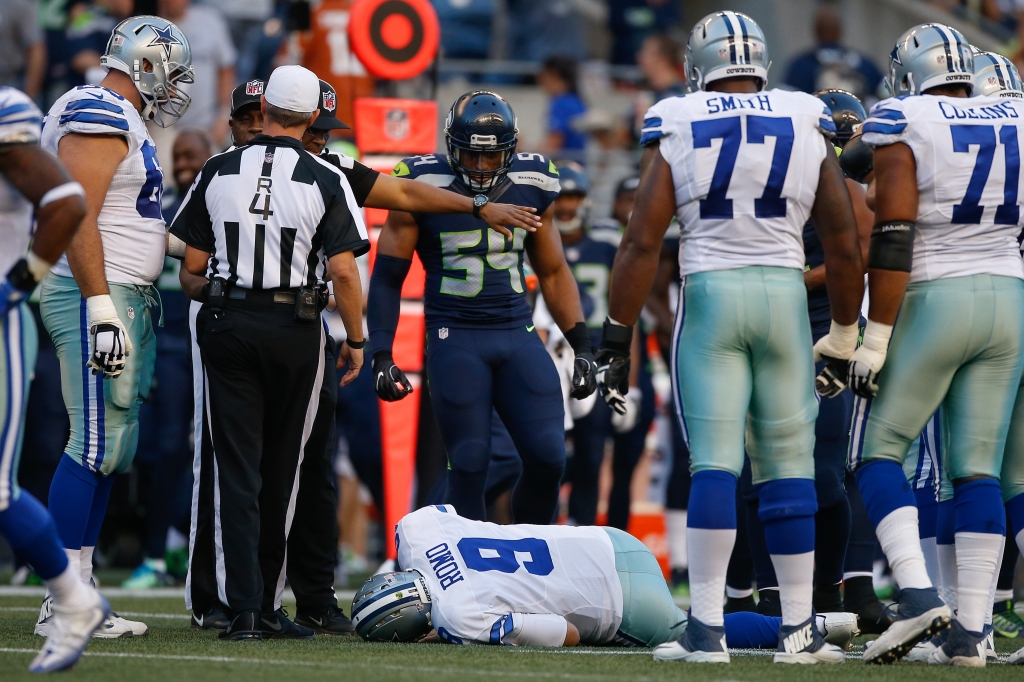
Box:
[231,79,265,117]
[309,80,350,131]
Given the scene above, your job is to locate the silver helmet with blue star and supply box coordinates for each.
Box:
[886,23,973,96]
[101,16,194,127]
[685,11,770,92]
[972,50,1023,99]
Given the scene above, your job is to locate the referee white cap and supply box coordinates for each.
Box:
[265,65,320,114]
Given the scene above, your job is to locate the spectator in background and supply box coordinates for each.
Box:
[607,0,680,66]
[433,0,495,60]
[538,56,588,160]
[124,130,215,589]
[0,0,46,99]
[506,0,600,62]
[153,0,236,160]
[278,0,374,136]
[200,0,273,53]
[630,33,685,139]
[64,0,134,88]
[783,2,884,101]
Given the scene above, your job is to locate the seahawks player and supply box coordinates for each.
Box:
[852,24,1024,665]
[352,505,858,655]
[36,16,193,639]
[367,91,596,525]
[597,12,865,664]
[0,86,110,673]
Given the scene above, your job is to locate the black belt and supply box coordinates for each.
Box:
[226,288,298,305]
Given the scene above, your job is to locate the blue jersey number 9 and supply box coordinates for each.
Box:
[457,537,554,576]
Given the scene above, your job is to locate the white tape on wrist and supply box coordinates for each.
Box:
[39,181,85,208]
[86,294,118,325]
[861,320,893,353]
[25,250,53,283]
[167,233,187,259]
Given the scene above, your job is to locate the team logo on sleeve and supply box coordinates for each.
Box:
[246,80,264,96]
[323,90,336,112]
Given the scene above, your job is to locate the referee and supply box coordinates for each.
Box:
[170,65,369,641]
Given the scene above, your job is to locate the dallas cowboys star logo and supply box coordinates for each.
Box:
[147,24,180,60]
[890,44,902,66]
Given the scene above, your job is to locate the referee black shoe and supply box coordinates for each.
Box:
[294,604,356,636]
[259,608,314,639]
[218,609,262,641]
[191,604,232,631]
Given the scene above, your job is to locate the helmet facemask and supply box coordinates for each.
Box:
[447,136,516,192]
[138,59,194,128]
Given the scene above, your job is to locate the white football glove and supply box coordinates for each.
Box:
[847,320,892,399]
[813,320,860,398]
[610,389,641,433]
[86,294,132,378]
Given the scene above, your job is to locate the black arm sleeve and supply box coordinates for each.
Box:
[322,152,380,206]
[319,174,370,258]
[169,168,215,253]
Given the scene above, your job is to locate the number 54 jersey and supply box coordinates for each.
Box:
[861,95,1024,283]
[640,90,835,276]
[396,505,623,646]
[42,85,166,286]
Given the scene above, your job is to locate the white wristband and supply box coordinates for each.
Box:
[25,250,53,282]
[39,181,85,208]
[86,294,118,326]
[828,319,860,347]
[861,319,893,353]
[167,233,187,259]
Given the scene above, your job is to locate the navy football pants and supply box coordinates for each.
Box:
[426,326,565,524]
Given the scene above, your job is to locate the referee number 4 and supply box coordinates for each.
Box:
[249,177,274,220]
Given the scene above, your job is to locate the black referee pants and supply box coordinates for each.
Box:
[192,298,324,614]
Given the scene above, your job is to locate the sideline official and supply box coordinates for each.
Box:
[170,65,369,640]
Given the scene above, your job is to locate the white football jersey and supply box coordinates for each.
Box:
[395,505,623,646]
[42,85,167,286]
[0,87,43,276]
[640,90,834,276]
[862,95,1024,283]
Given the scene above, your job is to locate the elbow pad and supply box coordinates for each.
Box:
[867,221,915,272]
[839,136,874,183]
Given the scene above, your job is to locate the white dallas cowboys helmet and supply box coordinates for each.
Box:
[886,23,973,96]
[972,50,1023,99]
[685,11,770,92]
[101,16,194,127]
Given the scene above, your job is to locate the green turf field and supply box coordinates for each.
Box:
[2,593,1024,681]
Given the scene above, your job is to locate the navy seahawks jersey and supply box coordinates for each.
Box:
[563,229,620,347]
[393,153,560,328]
[802,221,830,341]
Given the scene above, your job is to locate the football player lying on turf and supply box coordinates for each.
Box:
[351,505,857,660]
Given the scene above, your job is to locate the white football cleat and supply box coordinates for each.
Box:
[1008,645,1024,664]
[653,616,730,663]
[862,588,951,664]
[28,590,109,673]
[93,612,149,638]
[774,617,845,664]
[816,612,859,650]
[904,635,941,662]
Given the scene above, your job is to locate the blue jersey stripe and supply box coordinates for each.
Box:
[869,109,907,122]
[639,129,666,146]
[59,111,129,131]
[63,99,125,115]
[862,121,907,135]
[819,117,837,133]
[0,102,35,121]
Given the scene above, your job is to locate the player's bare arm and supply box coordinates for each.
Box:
[524,204,585,333]
[805,178,873,290]
[0,143,86,262]
[365,173,542,239]
[607,143,676,326]
[57,133,129,297]
[330,249,364,386]
[809,137,865,327]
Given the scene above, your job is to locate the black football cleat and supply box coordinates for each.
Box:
[259,608,314,640]
[218,609,262,641]
[294,604,356,636]
[191,603,232,631]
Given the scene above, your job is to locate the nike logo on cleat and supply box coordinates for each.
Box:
[311,617,323,626]
[526,325,535,332]
[263,618,282,631]
[783,624,814,653]
[194,615,204,628]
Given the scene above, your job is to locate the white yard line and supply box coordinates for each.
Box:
[0,606,189,619]
[0,587,361,602]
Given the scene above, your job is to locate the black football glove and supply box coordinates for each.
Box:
[595,319,633,415]
[372,351,412,402]
[815,356,849,399]
[571,351,597,399]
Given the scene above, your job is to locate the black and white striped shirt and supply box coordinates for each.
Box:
[170,135,369,290]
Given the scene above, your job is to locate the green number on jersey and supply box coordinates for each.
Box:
[439,228,528,297]
[573,263,609,326]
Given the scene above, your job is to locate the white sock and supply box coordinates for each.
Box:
[687,527,735,627]
[955,532,1003,633]
[166,527,187,552]
[726,586,753,599]
[875,506,932,590]
[771,551,815,626]
[665,510,688,570]
[995,588,1014,603]
[64,548,82,585]
[842,571,872,580]
[983,536,1004,627]
[936,542,959,613]
[46,563,91,609]
[920,536,939,585]
[80,546,94,584]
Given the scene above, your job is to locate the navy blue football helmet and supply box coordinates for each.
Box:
[555,160,589,196]
[814,89,867,147]
[445,91,518,192]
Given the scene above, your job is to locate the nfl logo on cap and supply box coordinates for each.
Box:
[323,90,336,112]
[246,79,264,96]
